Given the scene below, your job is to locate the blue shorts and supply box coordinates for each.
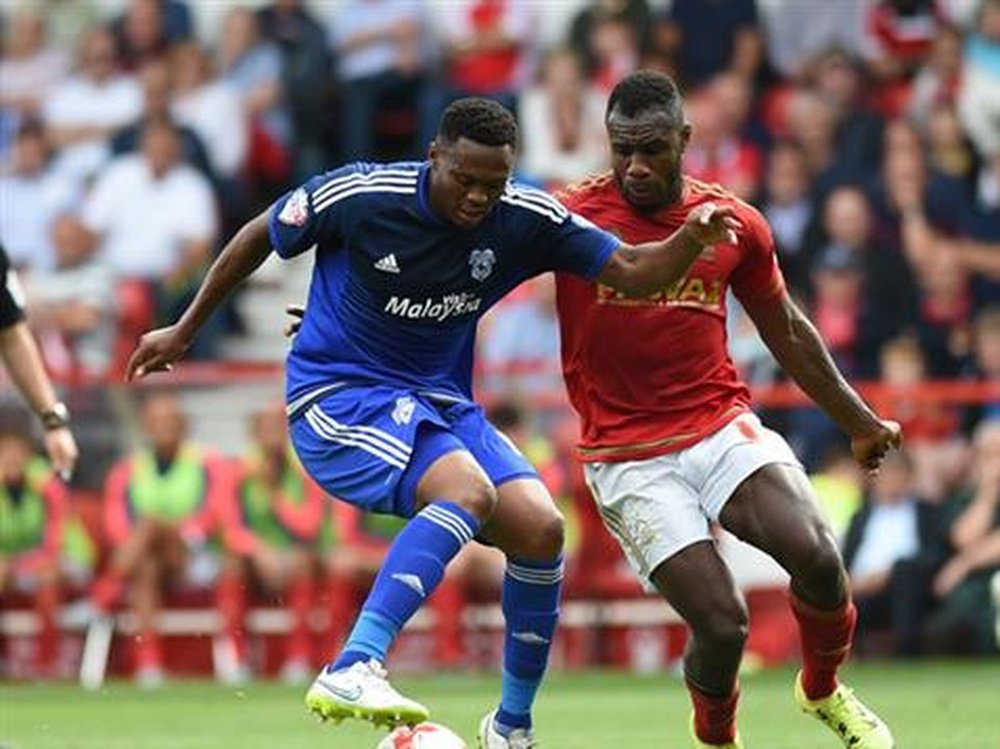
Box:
[289,385,537,517]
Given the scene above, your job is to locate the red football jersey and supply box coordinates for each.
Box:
[556,173,786,462]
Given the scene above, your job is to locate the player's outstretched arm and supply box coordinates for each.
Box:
[126,210,273,381]
[747,292,902,473]
[597,202,739,297]
[0,322,79,479]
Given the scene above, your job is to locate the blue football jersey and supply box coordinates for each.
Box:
[268,161,618,402]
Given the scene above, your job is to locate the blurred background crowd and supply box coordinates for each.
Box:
[1,0,998,682]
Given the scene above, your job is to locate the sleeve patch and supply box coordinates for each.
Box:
[278,187,310,226]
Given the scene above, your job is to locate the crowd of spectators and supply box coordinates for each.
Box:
[1,0,999,677]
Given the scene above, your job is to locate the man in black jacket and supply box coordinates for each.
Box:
[842,450,945,656]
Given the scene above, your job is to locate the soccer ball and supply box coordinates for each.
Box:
[376,722,468,749]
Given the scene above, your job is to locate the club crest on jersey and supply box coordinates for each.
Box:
[469,248,496,282]
[278,187,309,226]
[392,396,415,426]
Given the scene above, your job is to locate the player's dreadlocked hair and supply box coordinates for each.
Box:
[437,97,518,148]
[605,70,684,124]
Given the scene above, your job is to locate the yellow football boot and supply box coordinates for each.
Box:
[689,713,744,748]
[794,671,894,749]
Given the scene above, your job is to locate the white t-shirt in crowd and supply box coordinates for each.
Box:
[518,85,608,186]
[329,0,426,81]
[42,74,143,182]
[0,48,69,107]
[0,169,80,270]
[849,500,920,580]
[172,81,247,179]
[82,154,217,280]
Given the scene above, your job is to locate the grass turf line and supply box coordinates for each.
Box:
[2,662,998,748]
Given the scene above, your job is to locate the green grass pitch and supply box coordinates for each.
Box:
[3,662,998,748]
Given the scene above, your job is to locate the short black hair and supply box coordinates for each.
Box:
[606,70,684,122]
[437,97,518,148]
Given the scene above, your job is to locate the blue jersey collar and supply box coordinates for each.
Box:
[416,162,449,227]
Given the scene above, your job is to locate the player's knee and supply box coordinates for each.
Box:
[519,509,565,561]
[694,604,749,657]
[445,475,499,523]
[795,527,847,602]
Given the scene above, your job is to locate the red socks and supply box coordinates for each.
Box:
[286,575,314,664]
[325,572,358,650]
[791,593,857,700]
[430,577,465,667]
[91,570,125,613]
[216,573,247,662]
[135,631,162,672]
[687,679,740,745]
[35,583,60,675]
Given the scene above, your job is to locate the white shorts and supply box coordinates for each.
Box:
[583,413,802,588]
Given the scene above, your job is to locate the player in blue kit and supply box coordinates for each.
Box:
[126,98,737,748]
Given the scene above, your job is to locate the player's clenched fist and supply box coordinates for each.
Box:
[850,419,903,475]
[683,201,740,247]
[125,324,190,381]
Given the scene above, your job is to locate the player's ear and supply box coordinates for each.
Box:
[680,122,693,152]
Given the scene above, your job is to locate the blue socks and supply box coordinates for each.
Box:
[329,503,563,737]
[331,501,479,672]
[496,556,563,732]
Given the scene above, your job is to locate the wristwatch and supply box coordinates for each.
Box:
[39,401,71,431]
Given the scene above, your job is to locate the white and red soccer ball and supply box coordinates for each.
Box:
[376,722,467,749]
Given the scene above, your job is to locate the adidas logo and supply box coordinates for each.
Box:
[391,573,425,597]
[374,254,400,274]
[512,631,550,645]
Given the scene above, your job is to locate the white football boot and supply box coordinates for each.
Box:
[477,708,537,749]
[305,658,429,729]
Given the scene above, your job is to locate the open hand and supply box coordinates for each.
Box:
[851,419,903,475]
[684,202,741,247]
[125,325,191,381]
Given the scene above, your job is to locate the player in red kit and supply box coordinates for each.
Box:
[556,72,899,749]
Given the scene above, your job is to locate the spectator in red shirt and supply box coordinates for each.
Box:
[878,335,964,501]
[418,0,536,149]
[867,0,940,81]
[88,392,232,686]
[811,246,865,373]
